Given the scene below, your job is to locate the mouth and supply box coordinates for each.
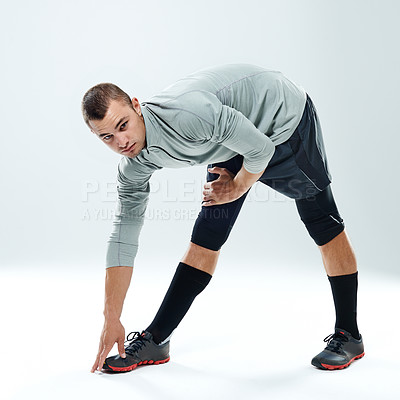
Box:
[122,143,135,153]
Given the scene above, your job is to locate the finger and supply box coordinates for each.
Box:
[208,167,226,175]
[202,200,216,207]
[208,167,222,175]
[98,345,112,371]
[91,355,100,373]
[97,353,107,371]
[202,194,213,202]
[211,167,235,179]
[118,339,126,358]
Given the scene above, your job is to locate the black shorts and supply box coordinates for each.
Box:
[191,94,341,250]
[260,93,332,199]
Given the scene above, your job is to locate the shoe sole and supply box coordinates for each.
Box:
[312,352,365,370]
[103,357,170,372]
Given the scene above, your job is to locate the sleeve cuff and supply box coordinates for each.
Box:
[105,241,138,268]
[242,141,276,174]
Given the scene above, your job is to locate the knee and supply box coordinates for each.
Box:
[295,185,345,246]
[190,206,234,251]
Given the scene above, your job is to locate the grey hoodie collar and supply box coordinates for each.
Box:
[141,103,160,154]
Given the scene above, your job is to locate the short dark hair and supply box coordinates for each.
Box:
[81,83,133,127]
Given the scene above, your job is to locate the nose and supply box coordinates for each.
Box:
[116,133,129,148]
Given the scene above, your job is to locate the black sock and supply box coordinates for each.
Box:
[146,262,212,344]
[328,271,360,340]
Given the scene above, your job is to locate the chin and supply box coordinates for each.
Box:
[126,150,140,159]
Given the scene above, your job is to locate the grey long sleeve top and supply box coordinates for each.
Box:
[106,63,306,268]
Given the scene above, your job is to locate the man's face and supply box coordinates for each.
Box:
[89,98,146,158]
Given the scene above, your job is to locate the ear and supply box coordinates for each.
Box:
[131,97,142,116]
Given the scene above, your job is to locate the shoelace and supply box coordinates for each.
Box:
[323,332,349,354]
[124,331,150,356]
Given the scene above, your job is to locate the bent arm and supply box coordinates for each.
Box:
[232,164,266,196]
[178,90,276,175]
[214,102,276,175]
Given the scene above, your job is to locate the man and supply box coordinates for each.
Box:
[81,63,364,373]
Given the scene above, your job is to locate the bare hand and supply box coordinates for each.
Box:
[91,319,126,373]
[202,167,242,206]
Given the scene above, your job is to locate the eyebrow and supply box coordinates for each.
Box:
[98,116,128,138]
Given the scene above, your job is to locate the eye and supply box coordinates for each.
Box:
[103,135,112,141]
[121,122,127,129]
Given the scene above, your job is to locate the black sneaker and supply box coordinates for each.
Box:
[102,330,170,372]
[311,328,365,370]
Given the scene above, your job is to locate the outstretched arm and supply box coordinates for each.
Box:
[92,158,160,372]
[91,266,133,373]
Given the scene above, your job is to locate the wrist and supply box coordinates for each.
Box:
[232,177,249,197]
[103,310,121,322]
[233,165,265,195]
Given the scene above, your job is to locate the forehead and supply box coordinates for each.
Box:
[89,100,130,133]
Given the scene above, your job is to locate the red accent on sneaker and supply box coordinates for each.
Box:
[104,357,170,372]
[320,352,365,370]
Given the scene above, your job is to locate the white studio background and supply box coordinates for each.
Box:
[1,1,400,400]
[1,0,398,275]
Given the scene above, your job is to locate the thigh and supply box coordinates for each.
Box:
[190,154,250,251]
[258,94,332,200]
